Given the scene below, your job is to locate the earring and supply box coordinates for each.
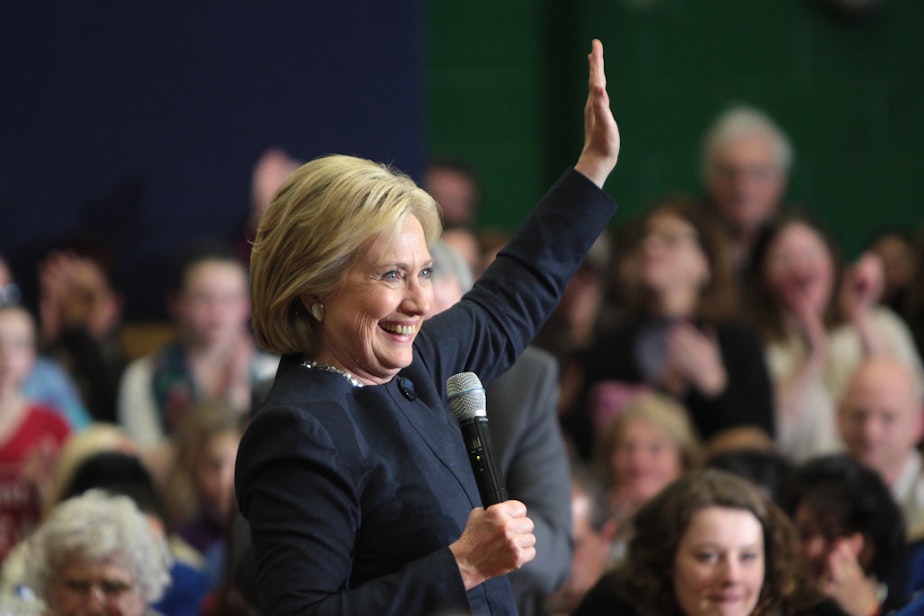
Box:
[310,302,325,322]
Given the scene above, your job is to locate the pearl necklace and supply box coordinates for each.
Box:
[301,360,364,388]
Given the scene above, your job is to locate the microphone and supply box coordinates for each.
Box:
[446,372,508,507]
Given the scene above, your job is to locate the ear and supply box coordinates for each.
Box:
[298,294,314,311]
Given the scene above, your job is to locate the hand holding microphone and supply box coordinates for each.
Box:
[446,372,536,590]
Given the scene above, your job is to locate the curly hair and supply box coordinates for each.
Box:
[24,489,172,604]
[615,469,813,615]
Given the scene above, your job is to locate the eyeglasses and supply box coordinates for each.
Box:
[59,577,136,598]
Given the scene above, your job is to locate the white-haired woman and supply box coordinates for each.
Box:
[23,489,172,616]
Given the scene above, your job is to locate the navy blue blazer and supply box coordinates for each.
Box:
[235,168,616,615]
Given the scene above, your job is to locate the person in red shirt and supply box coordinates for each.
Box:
[0,304,70,559]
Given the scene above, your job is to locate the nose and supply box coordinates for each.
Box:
[403,276,432,317]
[719,556,741,584]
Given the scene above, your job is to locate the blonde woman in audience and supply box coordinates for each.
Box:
[165,401,243,580]
[594,392,702,563]
[748,214,924,462]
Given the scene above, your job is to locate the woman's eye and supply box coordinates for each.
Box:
[695,552,717,563]
[382,270,401,282]
[420,267,433,280]
[741,551,761,562]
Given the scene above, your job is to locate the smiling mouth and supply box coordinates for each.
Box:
[381,323,416,336]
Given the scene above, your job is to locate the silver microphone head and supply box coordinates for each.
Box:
[446,372,486,420]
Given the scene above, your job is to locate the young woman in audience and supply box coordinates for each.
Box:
[786,454,909,615]
[593,391,702,564]
[116,243,277,457]
[574,468,843,615]
[574,196,774,460]
[748,214,924,462]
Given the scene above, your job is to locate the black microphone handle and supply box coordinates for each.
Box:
[458,415,508,507]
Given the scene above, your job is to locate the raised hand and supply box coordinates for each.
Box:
[575,39,620,188]
[449,500,537,590]
[665,322,728,397]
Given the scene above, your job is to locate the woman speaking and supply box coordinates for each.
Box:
[235,40,620,615]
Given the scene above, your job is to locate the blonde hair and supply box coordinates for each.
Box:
[250,154,442,354]
[594,392,703,486]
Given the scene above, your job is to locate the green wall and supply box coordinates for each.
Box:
[425,1,924,257]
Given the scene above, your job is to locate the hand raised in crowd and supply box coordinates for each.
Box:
[449,500,537,591]
[821,539,881,616]
[663,322,728,397]
[575,39,620,188]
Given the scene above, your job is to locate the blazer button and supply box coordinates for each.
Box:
[398,377,417,401]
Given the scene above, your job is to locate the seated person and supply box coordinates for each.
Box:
[837,356,924,536]
[21,489,172,616]
[787,454,910,614]
[574,468,840,615]
[0,305,71,560]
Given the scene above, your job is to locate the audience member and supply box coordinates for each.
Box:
[837,356,924,535]
[533,232,611,426]
[117,242,277,456]
[574,195,774,459]
[545,463,616,616]
[787,454,909,614]
[238,147,302,265]
[22,489,172,616]
[165,401,243,584]
[429,239,573,615]
[37,240,126,423]
[749,214,924,462]
[424,157,481,229]
[574,469,839,615]
[0,253,91,430]
[593,392,702,563]
[0,305,71,560]
[865,229,917,315]
[700,104,793,272]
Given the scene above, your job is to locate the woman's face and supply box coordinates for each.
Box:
[763,222,834,318]
[195,429,240,523]
[639,212,710,300]
[48,557,148,616]
[176,260,250,349]
[316,216,433,385]
[674,506,765,616]
[0,307,35,392]
[611,418,684,506]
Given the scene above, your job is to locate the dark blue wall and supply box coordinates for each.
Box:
[1,2,424,319]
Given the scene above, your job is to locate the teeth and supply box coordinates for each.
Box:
[383,323,416,336]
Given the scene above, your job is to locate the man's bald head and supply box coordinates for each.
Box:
[838,356,924,486]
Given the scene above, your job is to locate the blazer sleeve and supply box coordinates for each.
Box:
[417,168,616,393]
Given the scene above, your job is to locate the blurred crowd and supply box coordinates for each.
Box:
[1,105,924,615]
